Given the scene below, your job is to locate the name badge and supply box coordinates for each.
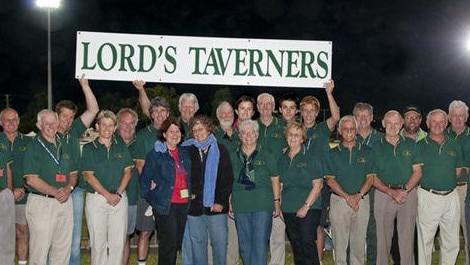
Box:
[0,169,3,177]
[180,189,189,198]
[55,173,66,183]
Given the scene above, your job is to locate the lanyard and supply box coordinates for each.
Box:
[37,137,61,167]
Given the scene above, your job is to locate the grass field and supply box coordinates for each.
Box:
[79,248,466,264]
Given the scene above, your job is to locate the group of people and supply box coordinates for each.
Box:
[0,76,469,265]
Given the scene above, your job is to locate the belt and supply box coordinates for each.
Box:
[420,186,453,196]
[30,191,54,198]
[386,184,406,190]
[332,192,368,199]
[457,182,467,187]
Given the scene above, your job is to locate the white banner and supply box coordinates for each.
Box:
[75,31,332,88]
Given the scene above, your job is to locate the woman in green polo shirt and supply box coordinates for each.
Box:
[277,121,323,265]
[81,110,134,265]
[229,119,281,265]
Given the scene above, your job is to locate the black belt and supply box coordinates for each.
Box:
[386,184,406,190]
[457,182,467,187]
[30,191,54,198]
[420,186,453,196]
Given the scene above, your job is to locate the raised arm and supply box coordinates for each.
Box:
[78,75,99,128]
[133,80,151,118]
[324,79,340,131]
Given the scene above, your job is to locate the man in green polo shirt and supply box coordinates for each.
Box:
[299,79,340,261]
[179,93,199,140]
[134,96,170,265]
[24,109,78,265]
[214,101,239,265]
[371,110,422,265]
[353,102,383,264]
[0,132,14,264]
[256,92,287,265]
[325,115,374,265]
[55,76,99,265]
[0,107,32,265]
[214,101,239,154]
[446,100,470,264]
[415,109,466,265]
[115,108,142,265]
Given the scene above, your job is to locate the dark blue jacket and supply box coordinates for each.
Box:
[140,146,192,215]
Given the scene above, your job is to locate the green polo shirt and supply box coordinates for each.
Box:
[0,134,12,190]
[446,126,470,184]
[305,121,332,155]
[278,146,323,212]
[180,118,191,141]
[3,133,32,204]
[23,135,79,191]
[415,136,465,191]
[371,136,417,185]
[57,118,85,188]
[257,117,286,161]
[230,146,279,213]
[357,129,383,147]
[325,143,373,194]
[214,126,240,153]
[134,125,160,160]
[115,134,139,206]
[81,136,134,193]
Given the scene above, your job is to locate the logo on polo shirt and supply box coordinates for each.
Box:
[446,150,457,157]
[0,143,6,151]
[270,132,283,139]
[115,153,126,159]
[357,157,367,164]
[62,154,71,160]
[296,162,308,168]
[254,160,266,166]
[402,150,412,156]
[19,146,27,152]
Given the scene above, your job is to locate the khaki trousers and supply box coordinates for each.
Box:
[0,189,15,265]
[375,188,417,265]
[417,188,460,265]
[26,194,73,265]
[330,193,369,265]
[86,192,128,265]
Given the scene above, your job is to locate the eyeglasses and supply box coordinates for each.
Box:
[192,127,206,134]
[240,130,257,136]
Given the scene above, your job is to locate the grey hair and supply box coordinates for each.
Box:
[117,108,138,127]
[448,100,469,115]
[338,115,357,130]
[239,119,259,134]
[179,93,199,112]
[426,109,448,123]
[37,109,58,124]
[257,93,275,105]
[353,102,374,116]
[216,101,234,118]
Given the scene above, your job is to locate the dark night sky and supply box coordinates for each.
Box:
[1,0,470,120]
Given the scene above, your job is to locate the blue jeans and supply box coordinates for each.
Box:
[69,187,84,265]
[186,214,228,265]
[283,209,321,265]
[182,222,193,265]
[235,211,272,265]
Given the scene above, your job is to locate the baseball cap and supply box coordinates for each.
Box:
[402,105,422,116]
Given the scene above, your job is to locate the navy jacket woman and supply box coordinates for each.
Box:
[140,145,192,215]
